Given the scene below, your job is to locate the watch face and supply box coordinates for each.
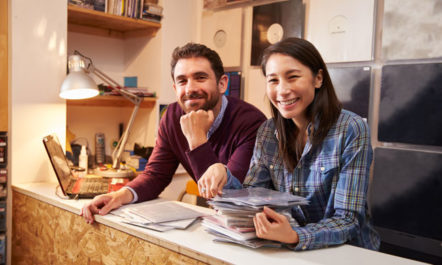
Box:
[267,23,284,44]
[213,29,227,48]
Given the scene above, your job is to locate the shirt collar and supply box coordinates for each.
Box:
[273,118,319,140]
[208,95,228,139]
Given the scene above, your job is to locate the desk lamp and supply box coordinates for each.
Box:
[60,50,142,178]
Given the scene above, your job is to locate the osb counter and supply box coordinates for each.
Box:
[12,182,425,265]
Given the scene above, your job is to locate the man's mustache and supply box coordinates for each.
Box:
[182,92,207,100]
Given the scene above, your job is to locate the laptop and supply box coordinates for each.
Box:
[43,134,129,199]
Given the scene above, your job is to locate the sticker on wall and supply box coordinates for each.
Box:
[306,0,374,63]
[251,0,305,66]
[201,8,242,68]
[382,0,442,60]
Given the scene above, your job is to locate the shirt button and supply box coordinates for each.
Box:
[294,187,299,192]
[270,165,274,169]
[320,167,325,172]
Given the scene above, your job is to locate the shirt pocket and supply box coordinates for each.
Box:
[269,159,287,191]
[306,157,339,195]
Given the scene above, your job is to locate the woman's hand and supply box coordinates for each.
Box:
[253,206,299,244]
[198,163,228,199]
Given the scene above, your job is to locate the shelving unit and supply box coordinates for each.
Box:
[68,4,161,38]
[66,3,160,164]
[67,96,156,108]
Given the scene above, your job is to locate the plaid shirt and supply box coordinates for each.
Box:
[226,110,380,251]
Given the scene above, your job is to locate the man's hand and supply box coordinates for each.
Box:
[198,163,227,199]
[253,206,299,244]
[180,109,214,150]
[80,187,133,224]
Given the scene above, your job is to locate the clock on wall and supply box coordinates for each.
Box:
[213,29,227,48]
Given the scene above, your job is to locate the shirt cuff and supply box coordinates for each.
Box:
[290,226,313,251]
[224,167,243,189]
[122,186,138,203]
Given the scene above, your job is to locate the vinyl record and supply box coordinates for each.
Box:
[251,0,305,66]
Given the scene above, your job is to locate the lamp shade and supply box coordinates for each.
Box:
[59,71,99,99]
[59,54,99,99]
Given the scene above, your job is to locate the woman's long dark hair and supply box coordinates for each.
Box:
[261,38,342,171]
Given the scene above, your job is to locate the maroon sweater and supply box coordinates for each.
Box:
[127,97,266,202]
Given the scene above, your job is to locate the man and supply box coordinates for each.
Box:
[81,43,266,223]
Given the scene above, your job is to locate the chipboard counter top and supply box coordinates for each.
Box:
[12,182,426,265]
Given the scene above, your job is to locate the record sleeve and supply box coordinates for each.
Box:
[251,0,305,66]
[201,8,242,68]
[306,0,374,63]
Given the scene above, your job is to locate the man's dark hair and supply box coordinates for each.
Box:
[170,43,224,82]
[261,37,342,171]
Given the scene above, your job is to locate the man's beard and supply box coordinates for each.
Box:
[180,92,219,112]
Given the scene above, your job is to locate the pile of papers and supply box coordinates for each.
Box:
[202,187,308,248]
[111,200,209,232]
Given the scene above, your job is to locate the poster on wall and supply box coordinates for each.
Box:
[250,0,305,66]
[306,0,374,63]
[224,72,242,99]
[201,8,242,68]
[382,0,442,60]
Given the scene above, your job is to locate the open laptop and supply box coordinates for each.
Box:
[43,134,129,199]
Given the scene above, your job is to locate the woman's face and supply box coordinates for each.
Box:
[265,53,322,127]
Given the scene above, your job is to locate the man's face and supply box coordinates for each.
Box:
[173,57,225,113]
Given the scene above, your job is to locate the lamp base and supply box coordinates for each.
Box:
[95,167,135,178]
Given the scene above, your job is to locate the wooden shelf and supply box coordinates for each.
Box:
[68,4,161,38]
[67,96,156,108]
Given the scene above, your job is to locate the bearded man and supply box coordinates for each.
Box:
[81,43,266,223]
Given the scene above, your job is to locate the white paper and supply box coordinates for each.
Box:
[126,201,207,223]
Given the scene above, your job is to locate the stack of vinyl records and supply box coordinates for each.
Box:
[202,187,308,248]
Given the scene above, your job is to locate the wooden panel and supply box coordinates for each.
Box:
[12,191,207,265]
[0,0,8,131]
[67,96,156,108]
[68,4,161,38]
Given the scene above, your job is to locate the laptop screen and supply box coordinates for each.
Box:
[43,134,73,193]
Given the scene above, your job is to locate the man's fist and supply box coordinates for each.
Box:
[180,109,214,150]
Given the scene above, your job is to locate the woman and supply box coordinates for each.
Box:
[198,37,380,251]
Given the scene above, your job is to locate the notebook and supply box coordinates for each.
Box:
[43,134,129,199]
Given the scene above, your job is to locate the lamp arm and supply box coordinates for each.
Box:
[89,65,143,105]
[112,101,141,169]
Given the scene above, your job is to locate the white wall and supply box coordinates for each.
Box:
[10,0,68,185]
[159,0,201,104]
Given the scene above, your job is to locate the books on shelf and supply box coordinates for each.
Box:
[70,0,163,22]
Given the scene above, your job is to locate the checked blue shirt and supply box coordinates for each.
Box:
[225,109,380,251]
